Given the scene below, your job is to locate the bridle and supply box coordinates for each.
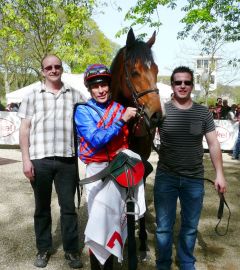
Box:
[123,49,160,153]
[123,49,159,112]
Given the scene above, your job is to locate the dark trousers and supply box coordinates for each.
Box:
[31,157,79,253]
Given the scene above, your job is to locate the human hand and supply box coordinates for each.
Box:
[214,175,227,193]
[23,159,35,182]
[121,107,137,122]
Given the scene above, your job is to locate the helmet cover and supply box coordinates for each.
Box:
[84,64,111,88]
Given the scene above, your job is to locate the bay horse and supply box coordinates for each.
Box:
[110,28,164,269]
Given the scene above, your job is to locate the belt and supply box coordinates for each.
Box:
[44,156,75,162]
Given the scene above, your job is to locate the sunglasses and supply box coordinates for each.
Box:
[173,80,193,86]
[86,68,110,77]
[43,65,62,71]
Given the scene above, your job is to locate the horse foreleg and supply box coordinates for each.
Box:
[90,253,101,270]
[127,201,138,270]
[138,215,150,262]
[138,175,150,261]
[103,255,114,270]
[139,215,148,251]
[90,253,113,270]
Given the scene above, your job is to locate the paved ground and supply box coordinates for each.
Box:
[0,148,239,270]
[0,148,90,270]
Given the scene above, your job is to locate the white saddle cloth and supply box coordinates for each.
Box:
[84,149,146,265]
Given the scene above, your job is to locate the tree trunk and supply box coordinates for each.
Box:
[4,70,11,100]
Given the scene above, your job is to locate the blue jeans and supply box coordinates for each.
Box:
[31,157,79,253]
[154,168,204,270]
[232,130,240,159]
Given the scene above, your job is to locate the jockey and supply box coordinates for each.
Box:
[76,64,130,164]
[74,64,138,270]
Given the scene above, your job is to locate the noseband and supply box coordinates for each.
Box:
[124,50,159,110]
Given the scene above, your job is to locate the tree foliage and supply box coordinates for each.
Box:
[121,0,240,43]
[0,0,117,97]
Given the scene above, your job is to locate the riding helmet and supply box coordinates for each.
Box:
[84,64,111,88]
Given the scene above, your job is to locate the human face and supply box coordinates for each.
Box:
[41,56,63,84]
[90,82,110,103]
[172,72,193,102]
[217,99,222,106]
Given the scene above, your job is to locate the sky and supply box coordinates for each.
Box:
[93,1,240,85]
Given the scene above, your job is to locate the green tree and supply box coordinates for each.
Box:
[120,0,240,43]
[0,0,117,99]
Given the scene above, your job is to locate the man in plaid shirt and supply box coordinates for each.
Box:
[18,55,85,269]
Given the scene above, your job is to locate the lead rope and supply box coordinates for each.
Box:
[73,102,83,209]
[203,178,231,236]
[149,135,231,235]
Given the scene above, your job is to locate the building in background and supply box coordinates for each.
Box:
[194,55,221,92]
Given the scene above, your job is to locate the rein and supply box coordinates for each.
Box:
[203,177,231,236]
[129,120,231,236]
[148,123,231,235]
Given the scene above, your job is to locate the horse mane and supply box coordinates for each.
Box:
[127,40,154,66]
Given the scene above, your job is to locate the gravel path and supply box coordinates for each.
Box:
[0,149,239,270]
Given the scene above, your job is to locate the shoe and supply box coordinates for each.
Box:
[34,250,50,268]
[65,252,83,269]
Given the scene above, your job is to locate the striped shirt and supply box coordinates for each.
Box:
[158,101,215,178]
[18,82,86,160]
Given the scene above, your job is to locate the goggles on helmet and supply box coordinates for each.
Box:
[84,64,111,88]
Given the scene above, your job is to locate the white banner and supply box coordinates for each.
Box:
[1,113,239,151]
[154,120,239,151]
[0,112,20,145]
[203,120,239,150]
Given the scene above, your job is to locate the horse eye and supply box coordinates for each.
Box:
[131,70,140,77]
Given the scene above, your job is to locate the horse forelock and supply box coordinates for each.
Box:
[126,41,154,68]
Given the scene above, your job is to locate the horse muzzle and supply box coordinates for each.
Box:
[143,112,163,130]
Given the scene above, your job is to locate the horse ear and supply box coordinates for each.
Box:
[147,31,156,48]
[126,28,136,48]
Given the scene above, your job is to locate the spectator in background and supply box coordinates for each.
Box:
[227,104,237,121]
[232,104,240,160]
[6,102,20,112]
[208,105,217,118]
[221,99,231,119]
[214,97,223,119]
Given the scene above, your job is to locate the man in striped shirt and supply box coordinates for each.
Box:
[154,66,226,270]
[18,55,85,268]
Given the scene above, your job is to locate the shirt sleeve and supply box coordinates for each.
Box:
[74,104,125,150]
[204,109,215,134]
[17,95,34,120]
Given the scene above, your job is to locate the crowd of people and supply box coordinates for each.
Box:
[229,104,240,160]
[208,98,240,160]
[0,101,20,112]
[208,97,240,120]
[9,54,232,270]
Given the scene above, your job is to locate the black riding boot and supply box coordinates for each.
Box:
[103,255,114,270]
[90,253,101,270]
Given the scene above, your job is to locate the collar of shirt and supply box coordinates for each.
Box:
[39,82,71,93]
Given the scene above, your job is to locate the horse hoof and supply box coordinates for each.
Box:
[139,251,150,262]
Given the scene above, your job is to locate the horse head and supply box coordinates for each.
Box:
[111,28,164,130]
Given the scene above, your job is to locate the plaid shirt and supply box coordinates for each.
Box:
[18,82,86,160]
